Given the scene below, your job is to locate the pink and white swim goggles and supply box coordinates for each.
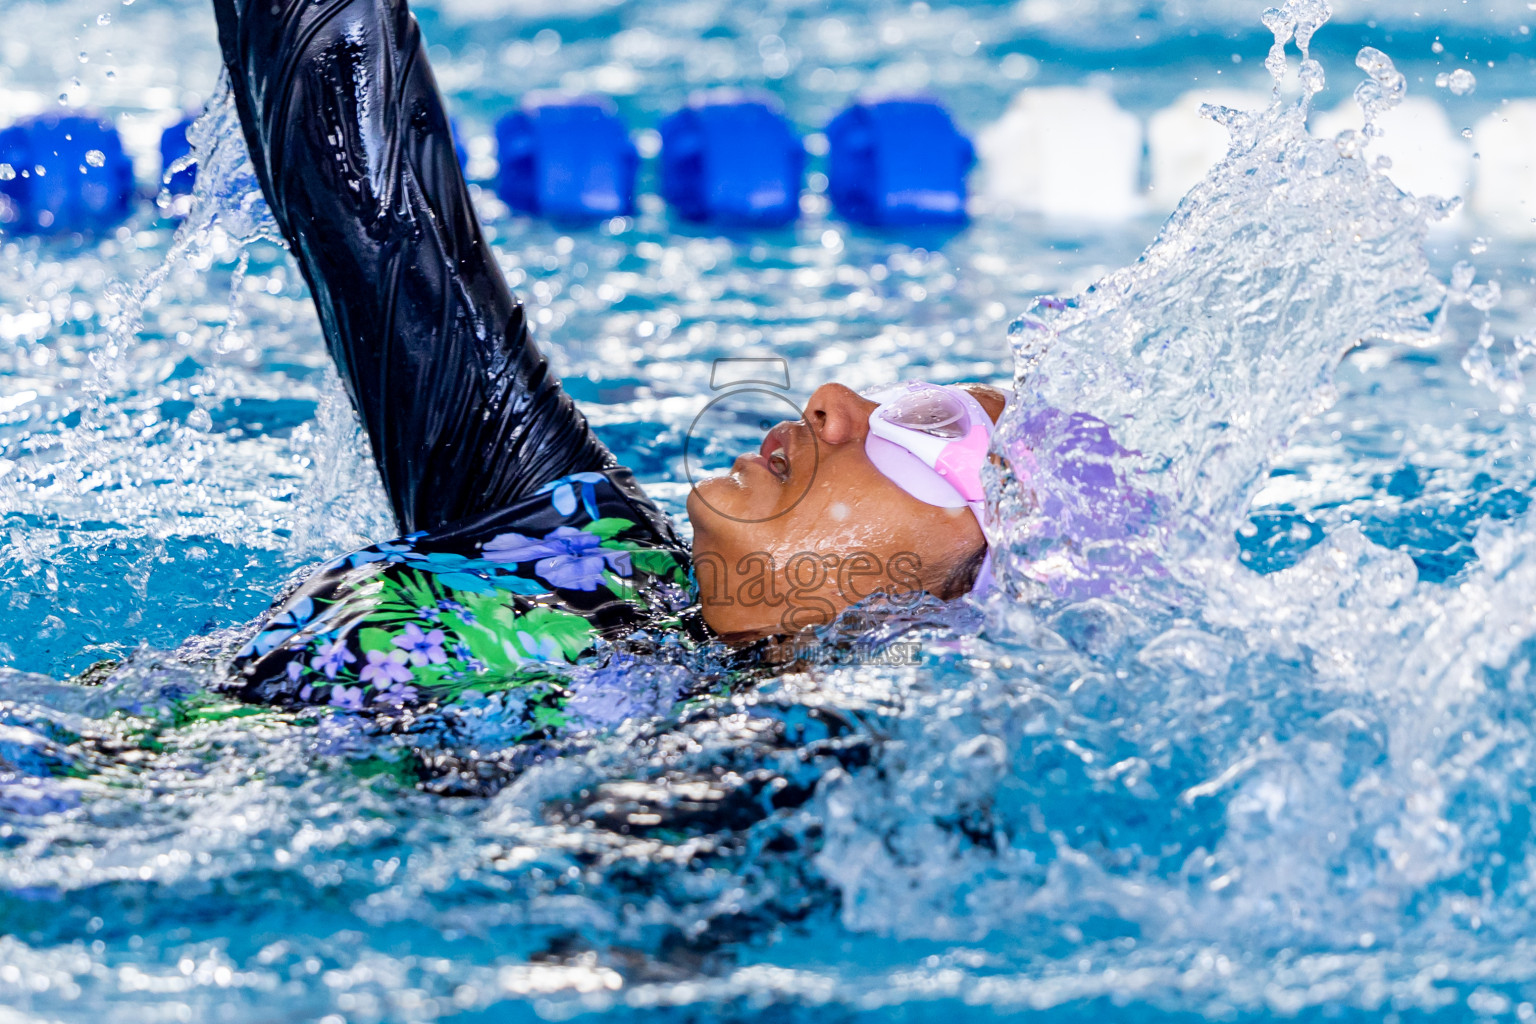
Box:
[863,381,996,595]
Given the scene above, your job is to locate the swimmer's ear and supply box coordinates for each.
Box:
[950,382,1009,425]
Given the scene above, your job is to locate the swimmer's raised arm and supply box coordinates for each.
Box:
[212,0,611,534]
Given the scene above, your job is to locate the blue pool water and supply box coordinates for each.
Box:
[5,0,1536,1020]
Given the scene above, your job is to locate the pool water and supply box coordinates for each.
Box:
[4,0,1536,1021]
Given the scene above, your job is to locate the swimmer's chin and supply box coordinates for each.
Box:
[685,472,737,519]
[687,460,776,527]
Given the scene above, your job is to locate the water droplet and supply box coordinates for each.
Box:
[78,51,89,63]
[1291,0,1332,55]
[1431,40,1444,54]
[1450,260,1476,296]
[1334,129,1363,158]
[1447,68,1476,95]
[58,93,69,105]
[1462,127,1474,139]
[1469,280,1502,312]
[96,12,111,24]
[85,149,106,168]
[0,164,13,181]
[1353,46,1405,136]
[1299,58,1326,94]
[1262,5,1293,83]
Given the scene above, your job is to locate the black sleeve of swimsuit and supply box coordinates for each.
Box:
[212,0,615,535]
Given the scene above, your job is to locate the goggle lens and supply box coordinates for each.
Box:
[876,385,970,439]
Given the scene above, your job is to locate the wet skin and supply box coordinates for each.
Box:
[687,382,1007,639]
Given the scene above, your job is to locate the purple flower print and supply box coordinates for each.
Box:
[329,685,366,710]
[538,547,631,591]
[285,661,304,683]
[372,681,419,707]
[360,649,413,685]
[417,604,441,622]
[310,640,356,680]
[438,599,474,623]
[484,527,629,591]
[508,630,564,665]
[449,642,488,673]
[567,656,688,731]
[393,624,447,666]
[482,528,584,564]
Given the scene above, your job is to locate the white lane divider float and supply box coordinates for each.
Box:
[1310,95,1473,222]
[1471,100,1536,238]
[978,85,1528,235]
[976,86,1144,220]
[1146,89,1271,212]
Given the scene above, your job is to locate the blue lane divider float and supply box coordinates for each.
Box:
[659,92,804,226]
[826,97,975,226]
[2,94,974,235]
[0,114,135,234]
[159,116,198,195]
[496,95,637,221]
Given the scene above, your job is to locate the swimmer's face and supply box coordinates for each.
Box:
[686,382,1004,639]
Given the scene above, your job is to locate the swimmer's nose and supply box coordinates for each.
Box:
[803,383,876,445]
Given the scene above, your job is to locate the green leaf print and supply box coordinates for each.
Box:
[359,627,395,654]
[584,517,635,540]
[628,548,682,578]
[445,593,533,676]
[531,701,570,733]
[515,606,596,662]
[601,568,638,602]
[374,569,446,623]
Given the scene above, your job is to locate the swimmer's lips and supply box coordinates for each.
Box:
[733,421,803,484]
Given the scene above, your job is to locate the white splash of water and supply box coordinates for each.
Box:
[811,6,1532,974]
[7,76,390,574]
[984,9,1443,600]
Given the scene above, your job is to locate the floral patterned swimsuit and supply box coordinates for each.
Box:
[215,0,717,731]
[231,469,708,723]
